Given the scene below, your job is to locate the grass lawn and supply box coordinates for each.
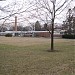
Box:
[0,36,75,75]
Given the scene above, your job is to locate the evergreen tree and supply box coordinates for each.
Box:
[35,21,41,31]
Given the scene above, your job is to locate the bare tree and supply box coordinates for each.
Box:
[0,0,37,31]
[0,0,73,51]
[33,0,73,51]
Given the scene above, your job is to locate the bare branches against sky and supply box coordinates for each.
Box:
[0,0,75,26]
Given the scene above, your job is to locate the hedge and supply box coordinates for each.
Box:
[62,34,75,39]
[5,33,12,37]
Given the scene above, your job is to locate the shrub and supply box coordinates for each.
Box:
[62,34,75,39]
[5,33,12,37]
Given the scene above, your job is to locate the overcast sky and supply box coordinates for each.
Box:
[0,0,75,26]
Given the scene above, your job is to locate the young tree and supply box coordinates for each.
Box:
[34,0,73,51]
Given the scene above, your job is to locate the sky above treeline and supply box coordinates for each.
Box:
[0,0,75,26]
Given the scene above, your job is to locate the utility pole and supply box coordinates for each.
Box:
[15,16,17,31]
[14,16,17,36]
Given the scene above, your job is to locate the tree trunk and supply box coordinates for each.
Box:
[50,2,55,52]
[51,18,54,51]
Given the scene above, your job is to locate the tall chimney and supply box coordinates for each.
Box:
[15,16,17,31]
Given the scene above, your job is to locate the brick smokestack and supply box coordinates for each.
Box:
[15,16,17,31]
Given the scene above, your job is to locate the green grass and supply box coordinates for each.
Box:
[0,37,75,75]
